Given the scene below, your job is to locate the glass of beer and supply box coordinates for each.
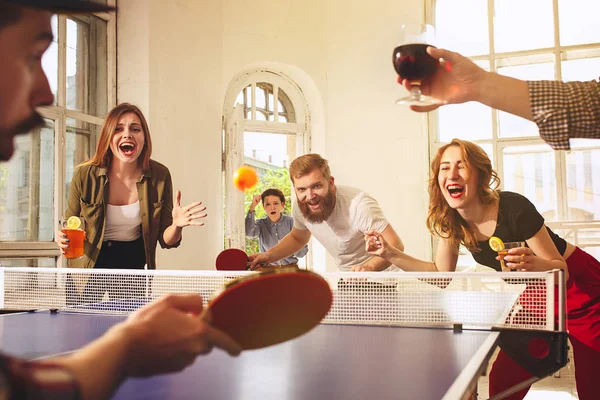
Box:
[392,23,439,106]
[60,216,86,259]
[498,241,526,271]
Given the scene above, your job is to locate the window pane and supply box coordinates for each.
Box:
[0,121,55,241]
[255,86,267,109]
[565,142,600,221]
[244,132,290,169]
[42,15,58,106]
[479,142,494,166]
[66,18,88,113]
[277,89,295,123]
[497,62,555,138]
[550,229,600,258]
[436,61,490,143]
[65,119,98,209]
[562,57,600,82]
[494,0,554,53]
[498,60,555,81]
[435,0,489,56]
[558,0,600,46]
[502,144,557,221]
[268,93,275,111]
[585,247,600,260]
[66,16,108,117]
[235,91,243,107]
[242,131,294,258]
[438,103,493,142]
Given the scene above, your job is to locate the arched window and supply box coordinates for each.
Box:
[222,70,311,266]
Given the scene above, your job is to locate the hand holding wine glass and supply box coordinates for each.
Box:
[398,47,489,112]
[392,24,440,106]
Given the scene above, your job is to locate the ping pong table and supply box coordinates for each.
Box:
[0,268,568,400]
[0,309,498,399]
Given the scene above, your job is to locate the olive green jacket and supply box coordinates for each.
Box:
[65,159,180,269]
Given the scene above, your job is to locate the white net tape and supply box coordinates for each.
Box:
[0,268,558,331]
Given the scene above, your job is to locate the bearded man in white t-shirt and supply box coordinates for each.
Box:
[248,154,404,272]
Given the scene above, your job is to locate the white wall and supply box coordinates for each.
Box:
[118,0,432,271]
[320,0,431,270]
[116,0,150,116]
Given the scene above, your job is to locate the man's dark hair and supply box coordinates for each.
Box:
[261,188,286,205]
[0,4,23,30]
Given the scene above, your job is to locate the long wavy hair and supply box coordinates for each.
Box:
[84,103,152,170]
[426,139,500,253]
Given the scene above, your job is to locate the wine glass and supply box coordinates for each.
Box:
[392,24,439,106]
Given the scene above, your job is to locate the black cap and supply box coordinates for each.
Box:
[1,0,115,13]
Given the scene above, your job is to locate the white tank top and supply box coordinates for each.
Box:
[104,201,142,241]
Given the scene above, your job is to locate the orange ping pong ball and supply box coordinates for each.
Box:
[233,166,259,191]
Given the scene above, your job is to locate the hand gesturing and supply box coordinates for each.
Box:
[172,190,207,228]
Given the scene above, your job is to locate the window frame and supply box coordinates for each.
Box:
[0,4,116,261]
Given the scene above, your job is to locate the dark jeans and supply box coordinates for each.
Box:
[66,237,148,305]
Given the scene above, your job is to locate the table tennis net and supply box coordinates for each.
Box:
[0,267,561,331]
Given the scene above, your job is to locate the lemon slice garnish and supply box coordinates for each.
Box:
[66,216,81,230]
[488,236,505,252]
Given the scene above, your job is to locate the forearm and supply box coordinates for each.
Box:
[48,324,131,400]
[245,212,259,237]
[358,256,390,272]
[533,256,567,273]
[265,235,306,264]
[478,72,532,121]
[162,225,183,246]
[382,247,437,272]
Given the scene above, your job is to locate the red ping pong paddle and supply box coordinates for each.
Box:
[207,267,333,350]
[215,248,250,271]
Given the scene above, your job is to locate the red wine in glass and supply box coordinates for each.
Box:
[393,24,439,106]
[392,44,439,81]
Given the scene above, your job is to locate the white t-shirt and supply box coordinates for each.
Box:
[292,185,389,271]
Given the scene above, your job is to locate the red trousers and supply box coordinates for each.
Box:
[489,247,600,400]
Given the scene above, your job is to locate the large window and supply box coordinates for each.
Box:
[0,7,116,266]
[222,72,310,267]
[431,0,600,265]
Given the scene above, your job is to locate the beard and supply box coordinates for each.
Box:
[0,112,45,161]
[11,112,45,137]
[297,185,336,224]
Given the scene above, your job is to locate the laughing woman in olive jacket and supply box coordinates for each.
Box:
[56,103,206,303]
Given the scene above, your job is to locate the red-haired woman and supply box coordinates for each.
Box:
[56,103,205,302]
[365,139,600,400]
